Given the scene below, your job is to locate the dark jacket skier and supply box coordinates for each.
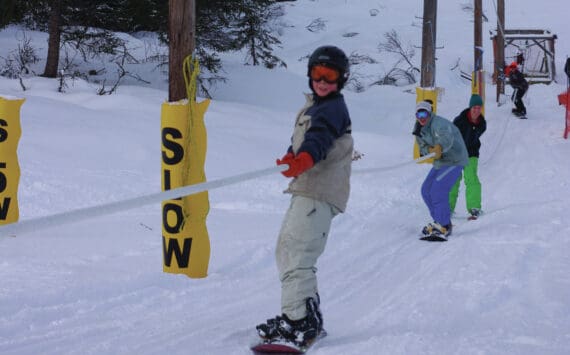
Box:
[449,94,486,218]
[506,62,528,116]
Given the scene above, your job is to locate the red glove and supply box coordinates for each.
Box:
[276,151,314,178]
[276,152,294,165]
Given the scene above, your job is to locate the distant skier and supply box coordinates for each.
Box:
[505,61,529,118]
[449,94,487,220]
[256,45,353,347]
[414,101,469,241]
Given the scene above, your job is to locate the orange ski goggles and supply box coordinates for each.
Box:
[310,65,340,84]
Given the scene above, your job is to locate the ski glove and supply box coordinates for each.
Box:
[277,152,294,163]
[276,152,295,174]
[276,151,314,178]
[429,144,442,160]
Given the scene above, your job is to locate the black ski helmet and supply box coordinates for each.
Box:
[307,45,350,89]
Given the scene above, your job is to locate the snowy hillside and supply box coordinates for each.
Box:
[1,1,569,354]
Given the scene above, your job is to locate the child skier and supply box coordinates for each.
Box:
[505,61,529,117]
[449,94,487,220]
[414,101,469,241]
[256,45,353,346]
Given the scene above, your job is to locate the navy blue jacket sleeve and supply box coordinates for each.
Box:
[298,95,350,163]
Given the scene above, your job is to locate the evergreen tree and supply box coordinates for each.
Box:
[0,0,22,27]
[231,0,285,68]
[2,0,285,88]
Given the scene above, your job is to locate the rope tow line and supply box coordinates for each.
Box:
[0,165,287,238]
[0,153,434,238]
[353,152,435,174]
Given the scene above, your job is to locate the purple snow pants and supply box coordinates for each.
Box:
[421,165,463,226]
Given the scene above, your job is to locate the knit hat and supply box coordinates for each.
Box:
[469,94,483,108]
[415,101,432,113]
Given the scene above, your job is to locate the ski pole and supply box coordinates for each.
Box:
[0,164,288,238]
[353,152,435,174]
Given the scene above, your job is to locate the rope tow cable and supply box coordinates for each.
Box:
[1,153,434,238]
[353,152,436,174]
[0,165,287,238]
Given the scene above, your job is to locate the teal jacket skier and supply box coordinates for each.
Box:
[449,94,486,218]
[415,101,469,241]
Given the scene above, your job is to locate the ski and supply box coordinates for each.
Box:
[251,330,327,354]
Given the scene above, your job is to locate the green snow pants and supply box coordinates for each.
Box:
[276,195,339,320]
[449,157,482,213]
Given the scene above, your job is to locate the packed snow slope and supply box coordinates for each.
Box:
[0,1,569,354]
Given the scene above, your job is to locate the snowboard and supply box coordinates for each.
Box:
[512,110,527,119]
[419,225,449,242]
[251,330,327,354]
[419,234,448,242]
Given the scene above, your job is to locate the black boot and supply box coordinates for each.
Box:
[276,298,323,346]
[256,314,285,339]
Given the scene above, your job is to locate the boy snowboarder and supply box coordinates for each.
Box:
[255,45,353,347]
[449,94,487,220]
[414,101,469,241]
[505,61,529,118]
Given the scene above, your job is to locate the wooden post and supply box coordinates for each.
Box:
[420,0,437,88]
[168,0,196,102]
[496,0,505,103]
[415,0,438,164]
[472,0,485,114]
[474,0,483,71]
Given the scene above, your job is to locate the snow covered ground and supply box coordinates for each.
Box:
[1,1,569,354]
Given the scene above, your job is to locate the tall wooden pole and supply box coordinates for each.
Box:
[474,0,483,71]
[414,0,438,162]
[496,0,505,102]
[168,0,196,102]
[472,0,485,113]
[420,0,437,88]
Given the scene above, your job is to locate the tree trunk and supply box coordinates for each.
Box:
[168,0,195,102]
[43,0,62,78]
[0,0,18,27]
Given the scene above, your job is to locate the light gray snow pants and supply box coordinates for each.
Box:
[276,195,339,320]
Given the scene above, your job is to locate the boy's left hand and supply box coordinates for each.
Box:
[277,151,314,177]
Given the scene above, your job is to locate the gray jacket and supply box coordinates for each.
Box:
[286,93,353,212]
[416,114,469,168]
